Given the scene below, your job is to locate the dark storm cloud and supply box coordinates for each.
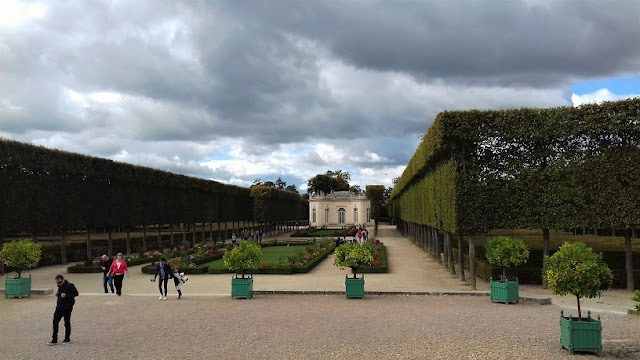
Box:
[221,0,640,87]
[1,0,639,188]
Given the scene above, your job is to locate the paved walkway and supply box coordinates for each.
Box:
[3,224,638,314]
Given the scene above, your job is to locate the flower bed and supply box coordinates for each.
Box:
[358,242,387,273]
[207,240,336,274]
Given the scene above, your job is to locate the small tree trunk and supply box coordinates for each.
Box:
[60,229,67,265]
[576,294,582,319]
[157,225,162,250]
[107,226,113,257]
[192,223,196,247]
[142,225,147,252]
[625,228,635,291]
[126,227,131,256]
[170,224,174,248]
[86,228,92,263]
[542,228,550,289]
[182,223,187,246]
[469,236,476,290]
[458,233,465,281]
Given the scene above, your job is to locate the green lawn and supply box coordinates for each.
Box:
[310,229,339,236]
[204,245,308,269]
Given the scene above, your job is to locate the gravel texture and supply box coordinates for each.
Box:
[1,293,639,359]
[1,225,639,359]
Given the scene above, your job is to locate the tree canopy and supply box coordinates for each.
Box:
[307,170,350,195]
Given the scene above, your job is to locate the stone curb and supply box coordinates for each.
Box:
[252,289,552,304]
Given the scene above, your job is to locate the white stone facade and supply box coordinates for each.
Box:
[308,191,373,228]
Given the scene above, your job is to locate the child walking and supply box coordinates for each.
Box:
[172,267,188,299]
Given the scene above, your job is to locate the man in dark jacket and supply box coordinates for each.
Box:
[151,258,173,300]
[100,254,114,294]
[49,275,79,345]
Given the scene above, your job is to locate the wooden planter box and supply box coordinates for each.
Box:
[5,275,32,299]
[231,275,253,299]
[560,311,602,355]
[345,275,365,299]
[490,277,519,304]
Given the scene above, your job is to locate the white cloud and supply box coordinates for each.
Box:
[571,88,640,106]
[0,0,46,28]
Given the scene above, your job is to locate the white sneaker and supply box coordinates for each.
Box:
[158,295,163,300]
[162,296,167,300]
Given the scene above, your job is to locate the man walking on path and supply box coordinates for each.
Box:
[151,258,172,300]
[100,255,114,294]
[49,275,79,345]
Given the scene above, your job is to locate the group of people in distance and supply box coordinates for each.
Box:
[229,229,262,245]
[335,225,369,246]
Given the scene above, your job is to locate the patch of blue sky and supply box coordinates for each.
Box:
[198,146,231,162]
[572,75,640,95]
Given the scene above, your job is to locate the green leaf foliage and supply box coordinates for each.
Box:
[222,241,264,276]
[543,242,613,300]
[485,236,529,268]
[0,239,42,278]
[390,97,640,233]
[333,242,375,276]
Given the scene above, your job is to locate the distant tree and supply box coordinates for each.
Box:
[349,185,362,194]
[275,177,287,190]
[392,177,400,185]
[251,178,263,187]
[263,181,276,188]
[285,184,298,193]
[307,170,351,195]
[383,186,393,200]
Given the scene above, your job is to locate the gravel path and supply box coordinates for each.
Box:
[1,224,639,359]
[1,294,639,359]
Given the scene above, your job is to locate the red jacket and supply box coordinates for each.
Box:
[109,260,128,275]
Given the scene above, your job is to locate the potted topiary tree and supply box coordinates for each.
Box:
[334,242,374,298]
[485,236,530,304]
[0,239,42,298]
[223,241,263,299]
[543,242,613,356]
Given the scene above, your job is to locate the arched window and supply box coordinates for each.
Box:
[366,207,371,223]
[354,207,358,223]
[338,208,346,224]
[312,208,316,223]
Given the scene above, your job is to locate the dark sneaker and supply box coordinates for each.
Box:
[61,340,71,344]
[48,341,57,346]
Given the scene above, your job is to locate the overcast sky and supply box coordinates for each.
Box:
[1,0,639,192]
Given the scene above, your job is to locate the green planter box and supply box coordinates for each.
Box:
[5,275,32,298]
[490,277,519,304]
[231,275,253,299]
[345,275,365,299]
[560,311,602,355]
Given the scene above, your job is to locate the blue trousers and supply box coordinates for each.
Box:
[103,274,114,293]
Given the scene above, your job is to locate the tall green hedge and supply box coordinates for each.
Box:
[391,98,640,233]
[0,139,308,237]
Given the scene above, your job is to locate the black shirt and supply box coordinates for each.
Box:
[100,258,113,276]
[56,280,79,310]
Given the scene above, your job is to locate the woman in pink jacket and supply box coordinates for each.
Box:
[108,253,129,296]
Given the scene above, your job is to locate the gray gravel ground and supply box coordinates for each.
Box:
[2,225,639,359]
[1,293,639,360]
